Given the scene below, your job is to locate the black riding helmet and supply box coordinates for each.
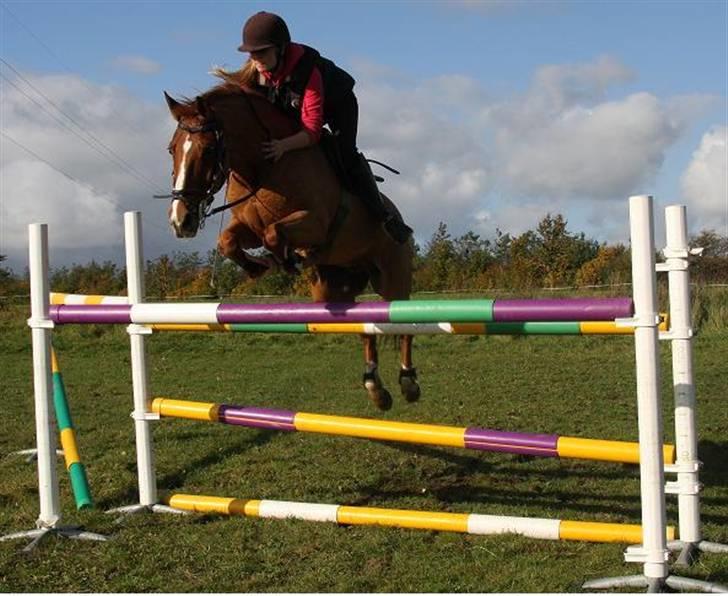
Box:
[238,11,291,52]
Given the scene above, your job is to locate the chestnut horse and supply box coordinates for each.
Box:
[162,81,419,410]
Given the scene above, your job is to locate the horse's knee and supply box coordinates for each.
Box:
[263,224,281,249]
[217,233,236,259]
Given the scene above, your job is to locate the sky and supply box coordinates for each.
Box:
[1,0,726,273]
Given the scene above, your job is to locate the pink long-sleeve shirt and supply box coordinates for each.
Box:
[259,43,324,142]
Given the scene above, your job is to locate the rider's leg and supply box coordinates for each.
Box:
[327,92,412,244]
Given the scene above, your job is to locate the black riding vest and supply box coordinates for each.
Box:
[264,44,355,121]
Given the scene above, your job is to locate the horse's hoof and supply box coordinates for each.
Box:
[368,387,393,411]
[399,368,420,403]
[400,377,421,403]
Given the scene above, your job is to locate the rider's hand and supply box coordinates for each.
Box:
[262,139,285,162]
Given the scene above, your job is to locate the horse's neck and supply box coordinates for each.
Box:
[210,93,340,216]
[214,95,296,180]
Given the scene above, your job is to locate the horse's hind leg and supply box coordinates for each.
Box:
[398,334,420,402]
[362,334,392,411]
[373,243,420,405]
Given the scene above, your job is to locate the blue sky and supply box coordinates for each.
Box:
[1,0,726,272]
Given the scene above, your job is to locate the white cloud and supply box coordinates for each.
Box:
[1,57,722,271]
[680,126,728,233]
[0,160,119,251]
[496,92,683,199]
[0,71,206,269]
[112,54,162,75]
[353,55,717,244]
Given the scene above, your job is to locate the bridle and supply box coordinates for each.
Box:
[154,120,231,228]
[155,90,274,229]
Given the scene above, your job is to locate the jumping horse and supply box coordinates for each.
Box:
[162,79,419,410]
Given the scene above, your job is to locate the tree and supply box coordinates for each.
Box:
[534,214,599,288]
[415,223,457,291]
[575,244,630,286]
[689,230,728,284]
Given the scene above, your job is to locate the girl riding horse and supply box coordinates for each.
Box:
[229,11,412,244]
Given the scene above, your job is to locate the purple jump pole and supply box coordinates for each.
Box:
[493,298,633,322]
[465,428,559,457]
[216,302,391,324]
[49,304,132,324]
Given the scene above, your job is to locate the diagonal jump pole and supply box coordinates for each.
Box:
[0,224,106,551]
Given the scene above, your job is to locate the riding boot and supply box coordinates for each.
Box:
[348,153,412,244]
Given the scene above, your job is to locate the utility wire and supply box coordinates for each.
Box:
[1,71,168,198]
[1,3,80,74]
[1,129,181,252]
[0,3,208,254]
[0,58,167,194]
[2,72,134,169]
[0,130,86,186]
[0,4,168,194]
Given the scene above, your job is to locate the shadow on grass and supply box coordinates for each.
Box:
[344,440,728,525]
[697,440,728,485]
[98,429,278,509]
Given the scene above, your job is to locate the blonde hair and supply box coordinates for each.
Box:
[210,60,260,90]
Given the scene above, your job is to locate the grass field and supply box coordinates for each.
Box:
[1,296,726,593]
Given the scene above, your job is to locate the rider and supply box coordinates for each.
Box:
[236,11,412,244]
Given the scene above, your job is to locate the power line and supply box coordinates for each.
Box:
[0,129,182,250]
[0,130,87,186]
[1,3,81,75]
[0,4,168,194]
[0,58,167,194]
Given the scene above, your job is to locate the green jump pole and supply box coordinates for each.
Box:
[51,347,93,510]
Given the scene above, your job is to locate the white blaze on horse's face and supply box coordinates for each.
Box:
[170,135,193,230]
[174,135,193,190]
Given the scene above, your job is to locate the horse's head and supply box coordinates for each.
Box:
[163,92,226,238]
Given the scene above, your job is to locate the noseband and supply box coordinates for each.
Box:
[154,120,228,228]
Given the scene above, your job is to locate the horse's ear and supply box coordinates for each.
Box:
[164,91,184,121]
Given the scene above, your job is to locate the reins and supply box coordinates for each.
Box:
[154,89,275,225]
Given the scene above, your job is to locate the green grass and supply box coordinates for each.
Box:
[1,302,727,592]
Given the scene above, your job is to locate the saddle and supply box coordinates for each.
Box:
[319,130,385,188]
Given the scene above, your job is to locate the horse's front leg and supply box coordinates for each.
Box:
[398,334,420,402]
[362,334,392,411]
[218,219,271,278]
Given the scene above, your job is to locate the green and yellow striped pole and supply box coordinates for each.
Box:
[51,347,92,509]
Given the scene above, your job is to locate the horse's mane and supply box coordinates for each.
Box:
[203,66,270,103]
[175,67,298,135]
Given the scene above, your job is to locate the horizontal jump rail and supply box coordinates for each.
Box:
[151,398,676,465]
[48,297,634,325]
[147,317,668,335]
[166,493,676,544]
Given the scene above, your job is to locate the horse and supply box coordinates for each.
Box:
[162,80,419,410]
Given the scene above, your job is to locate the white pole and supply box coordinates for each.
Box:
[27,224,61,527]
[124,211,157,506]
[628,195,669,582]
[664,205,701,544]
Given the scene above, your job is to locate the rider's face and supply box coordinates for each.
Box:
[249,47,279,73]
